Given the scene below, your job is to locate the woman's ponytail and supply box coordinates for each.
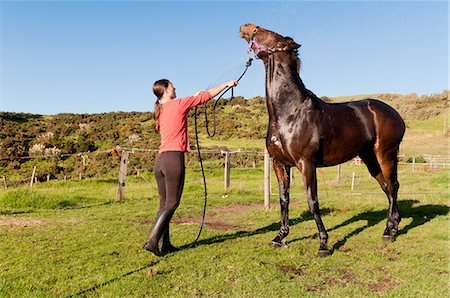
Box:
[152,79,170,133]
[154,100,161,133]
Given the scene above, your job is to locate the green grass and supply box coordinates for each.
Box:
[406,112,448,132]
[0,165,448,297]
[0,179,117,214]
[401,113,449,156]
[327,94,380,102]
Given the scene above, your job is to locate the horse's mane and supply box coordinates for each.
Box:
[285,36,301,72]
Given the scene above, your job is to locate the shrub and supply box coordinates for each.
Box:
[406,155,427,163]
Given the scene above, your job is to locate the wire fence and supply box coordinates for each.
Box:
[1,147,449,192]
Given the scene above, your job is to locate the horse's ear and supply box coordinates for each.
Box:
[289,40,301,50]
[284,36,301,50]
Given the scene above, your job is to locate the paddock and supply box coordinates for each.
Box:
[1,161,448,297]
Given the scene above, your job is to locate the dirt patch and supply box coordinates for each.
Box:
[0,217,79,228]
[336,269,356,283]
[172,215,240,231]
[320,269,356,287]
[172,203,264,231]
[278,265,305,277]
[0,217,45,227]
[337,246,352,254]
[210,203,262,215]
[306,284,326,293]
[137,203,262,231]
[306,269,356,292]
[367,276,399,292]
[134,219,152,225]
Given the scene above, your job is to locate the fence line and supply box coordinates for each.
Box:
[3,146,450,165]
[2,148,449,202]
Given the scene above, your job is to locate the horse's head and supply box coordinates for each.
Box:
[240,24,301,61]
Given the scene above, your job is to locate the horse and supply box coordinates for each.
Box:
[239,24,405,257]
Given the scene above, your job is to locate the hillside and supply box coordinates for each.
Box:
[0,90,448,179]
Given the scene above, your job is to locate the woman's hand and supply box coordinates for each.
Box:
[207,80,239,98]
[226,80,238,88]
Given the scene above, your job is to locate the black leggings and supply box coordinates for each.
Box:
[154,151,185,211]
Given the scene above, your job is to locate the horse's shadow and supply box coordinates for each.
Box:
[178,211,312,250]
[179,200,449,253]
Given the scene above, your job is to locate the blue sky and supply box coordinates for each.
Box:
[1,1,448,115]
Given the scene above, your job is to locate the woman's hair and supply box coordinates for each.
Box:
[152,79,170,133]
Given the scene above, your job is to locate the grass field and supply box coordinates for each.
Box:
[0,162,448,297]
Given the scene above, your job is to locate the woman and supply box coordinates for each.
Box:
[144,79,238,256]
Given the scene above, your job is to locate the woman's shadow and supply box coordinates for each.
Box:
[180,199,449,253]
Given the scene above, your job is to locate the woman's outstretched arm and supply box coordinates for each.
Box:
[207,80,238,98]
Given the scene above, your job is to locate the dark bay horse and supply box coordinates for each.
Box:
[240,24,405,257]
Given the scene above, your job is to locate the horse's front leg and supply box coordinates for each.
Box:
[271,159,291,247]
[300,162,330,257]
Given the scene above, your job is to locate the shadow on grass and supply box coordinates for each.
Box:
[0,210,33,215]
[65,260,161,298]
[287,200,449,253]
[0,201,113,215]
[180,200,449,253]
[177,210,313,250]
[177,208,341,250]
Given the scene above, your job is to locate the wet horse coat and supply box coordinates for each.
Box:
[240,24,405,256]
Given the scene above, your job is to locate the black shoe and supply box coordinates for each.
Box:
[161,228,179,255]
[143,209,173,256]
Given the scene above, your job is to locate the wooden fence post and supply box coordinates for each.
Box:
[336,164,341,181]
[3,176,7,189]
[412,156,416,172]
[116,151,129,202]
[351,172,355,191]
[264,149,271,209]
[30,166,37,188]
[222,150,231,191]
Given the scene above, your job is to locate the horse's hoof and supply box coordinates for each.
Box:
[382,235,393,242]
[271,241,286,248]
[317,249,331,258]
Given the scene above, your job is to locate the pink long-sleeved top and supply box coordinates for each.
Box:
[158,91,212,153]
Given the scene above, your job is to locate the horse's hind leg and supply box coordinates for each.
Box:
[360,150,388,192]
[376,148,401,240]
[361,149,401,240]
[271,159,291,247]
